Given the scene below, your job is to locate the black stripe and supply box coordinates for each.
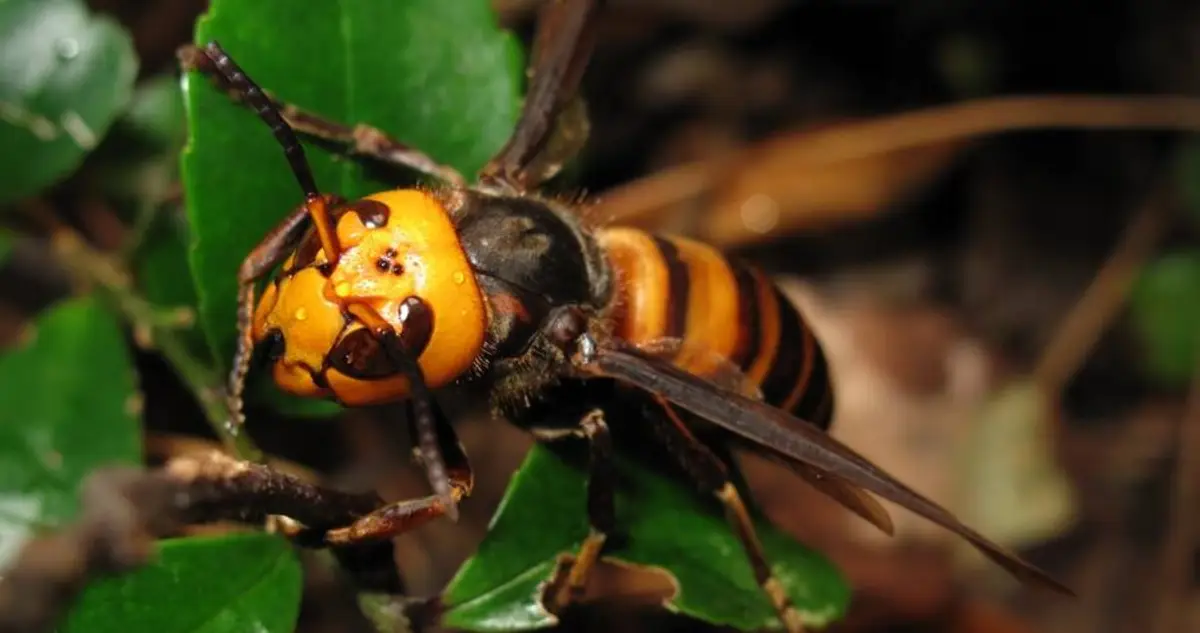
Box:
[791,333,832,430]
[651,236,690,340]
[759,285,806,407]
[730,262,761,371]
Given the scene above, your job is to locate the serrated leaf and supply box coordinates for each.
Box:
[60,532,303,633]
[180,0,523,374]
[442,445,849,632]
[1130,250,1200,385]
[0,0,138,204]
[0,297,141,570]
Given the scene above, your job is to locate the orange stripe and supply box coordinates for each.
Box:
[781,326,816,411]
[597,228,669,344]
[746,268,780,385]
[669,236,740,376]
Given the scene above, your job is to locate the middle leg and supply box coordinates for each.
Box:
[531,408,616,612]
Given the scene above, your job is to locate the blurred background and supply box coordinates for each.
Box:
[3,1,1199,632]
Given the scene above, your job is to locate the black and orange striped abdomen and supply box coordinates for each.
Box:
[595,227,833,429]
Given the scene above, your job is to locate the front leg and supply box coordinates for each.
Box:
[317,396,474,545]
[531,409,616,613]
[645,396,810,633]
[227,206,312,432]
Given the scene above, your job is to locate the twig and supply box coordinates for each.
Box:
[1153,353,1200,633]
[1033,191,1169,394]
[0,452,386,633]
[144,432,321,483]
[598,94,1200,246]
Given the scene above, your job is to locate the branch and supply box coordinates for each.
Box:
[1153,353,1200,633]
[0,452,389,633]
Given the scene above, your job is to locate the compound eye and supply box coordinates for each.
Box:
[263,328,287,362]
[328,328,397,380]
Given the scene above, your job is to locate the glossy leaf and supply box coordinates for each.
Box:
[1130,251,1200,385]
[442,445,849,632]
[0,297,141,569]
[0,0,137,203]
[180,0,523,372]
[61,532,303,633]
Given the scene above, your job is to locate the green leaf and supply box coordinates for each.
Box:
[1130,250,1200,385]
[61,532,303,633]
[137,206,199,314]
[122,74,188,152]
[181,0,523,374]
[442,445,849,632]
[0,0,138,204]
[109,79,205,355]
[97,74,187,206]
[0,297,141,569]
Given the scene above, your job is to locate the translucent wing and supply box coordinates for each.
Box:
[574,339,1074,595]
[634,337,894,535]
[635,338,764,401]
[478,0,602,192]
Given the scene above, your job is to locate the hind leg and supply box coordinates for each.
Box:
[531,409,616,612]
[647,395,809,633]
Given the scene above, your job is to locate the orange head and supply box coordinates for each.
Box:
[251,189,487,406]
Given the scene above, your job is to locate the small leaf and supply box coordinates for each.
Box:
[181,0,523,372]
[1130,250,1200,385]
[0,297,141,569]
[442,445,849,632]
[957,382,1075,555]
[0,0,138,203]
[60,532,303,633]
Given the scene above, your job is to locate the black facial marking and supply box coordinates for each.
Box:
[345,199,391,228]
[284,231,324,274]
[329,328,397,379]
[397,296,434,357]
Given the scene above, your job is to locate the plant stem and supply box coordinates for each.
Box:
[46,224,263,462]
